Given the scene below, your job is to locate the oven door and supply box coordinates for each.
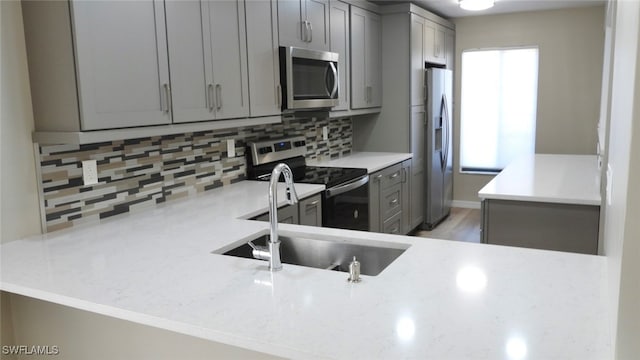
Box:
[322,175,369,231]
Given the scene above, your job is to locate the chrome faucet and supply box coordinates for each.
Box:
[249,163,298,271]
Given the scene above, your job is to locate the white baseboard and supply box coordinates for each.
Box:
[452,200,481,209]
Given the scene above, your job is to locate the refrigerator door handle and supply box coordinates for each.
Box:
[439,94,446,170]
[443,93,451,170]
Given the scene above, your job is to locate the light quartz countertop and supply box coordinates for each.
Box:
[478,154,602,205]
[1,179,611,359]
[308,151,412,173]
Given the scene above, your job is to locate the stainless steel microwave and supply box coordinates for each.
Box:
[279,46,339,111]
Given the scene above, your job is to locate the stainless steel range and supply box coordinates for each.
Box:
[247,136,369,231]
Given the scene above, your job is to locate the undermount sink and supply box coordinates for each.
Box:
[214,233,409,276]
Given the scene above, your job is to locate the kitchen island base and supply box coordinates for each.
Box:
[481,199,600,255]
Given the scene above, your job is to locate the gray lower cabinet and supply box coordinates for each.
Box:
[253,203,299,224]
[253,194,322,227]
[369,161,412,234]
[299,194,322,226]
[400,159,411,234]
[481,199,600,255]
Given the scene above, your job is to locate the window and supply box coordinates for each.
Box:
[460,47,539,173]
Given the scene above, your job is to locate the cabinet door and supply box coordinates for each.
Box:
[445,28,455,70]
[165,0,214,123]
[306,0,330,51]
[410,106,425,228]
[246,0,281,117]
[350,7,380,109]
[401,160,411,234]
[299,194,322,226]
[254,204,299,224]
[278,204,299,224]
[278,0,306,47]
[410,14,426,106]
[71,0,171,130]
[350,7,367,109]
[208,0,249,120]
[423,20,436,65]
[369,170,382,232]
[434,25,446,63]
[329,0,350,111]
[366,10,382,107]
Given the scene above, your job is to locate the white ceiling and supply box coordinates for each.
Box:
[372,0,606,18]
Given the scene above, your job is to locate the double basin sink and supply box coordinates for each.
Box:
[214,231,410,276]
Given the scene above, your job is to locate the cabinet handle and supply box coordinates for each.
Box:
[207,84,214,111]
[390,226,399,234]
[163,83,171,113]
[401,167,407,183]
[375,174,383,181]
[390,198,399,206]
[308,21,313,43]
[390,172,399,179]
[276,84,282,108]
[301,21,307,42]
[215,84,222,110]
[306,200,320,208]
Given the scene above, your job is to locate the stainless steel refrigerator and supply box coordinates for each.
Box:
[424,67,453,230]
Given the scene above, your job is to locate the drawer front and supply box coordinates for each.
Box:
[381,183,402,220]
[380,163,402,189]
[383,211,402,234]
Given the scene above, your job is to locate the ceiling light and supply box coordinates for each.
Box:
[459,0,495,11]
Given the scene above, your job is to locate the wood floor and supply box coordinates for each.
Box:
[413,207,482,243]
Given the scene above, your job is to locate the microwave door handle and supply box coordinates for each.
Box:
[328,62,338,98]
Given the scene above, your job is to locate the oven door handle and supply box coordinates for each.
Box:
[325,175,369,198]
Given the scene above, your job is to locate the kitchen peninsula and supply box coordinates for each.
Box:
[1,178,610,359]
[479,154,601,254]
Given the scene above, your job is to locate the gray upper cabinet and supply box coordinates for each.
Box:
[445,27,455,70]
[166,0,249,123]
[410,14,426,107]
[246,0,282,117]
[424,21,446,65]
[278,0,330,51]
[350,6,382,109]
[329,0,350,111]
[208,0,249,120]
[71,0,171,130]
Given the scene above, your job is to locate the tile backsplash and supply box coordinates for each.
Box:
[39,116,352,232]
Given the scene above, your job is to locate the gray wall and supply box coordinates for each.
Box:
[453,6,605,202]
